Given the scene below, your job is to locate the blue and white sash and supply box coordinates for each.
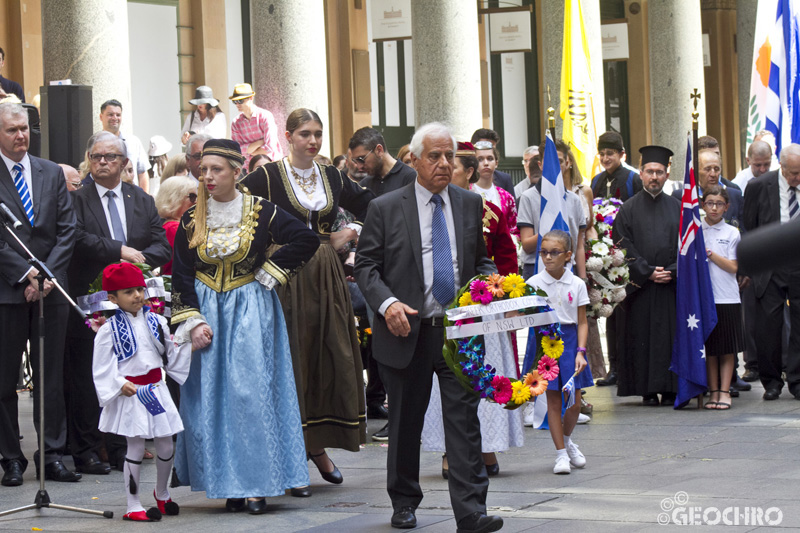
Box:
[108,307,162,363]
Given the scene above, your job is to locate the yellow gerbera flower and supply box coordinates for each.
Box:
[511,380,531,404]
[502,273,526,299]
[541,336,564,359]
[458,292,474,307]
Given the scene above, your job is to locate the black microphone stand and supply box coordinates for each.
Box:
[0,216,112,520]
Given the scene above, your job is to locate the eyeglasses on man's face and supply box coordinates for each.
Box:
[352,147,374,166]
[89,153,123,162]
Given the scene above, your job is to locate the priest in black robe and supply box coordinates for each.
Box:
[612,145,681,406]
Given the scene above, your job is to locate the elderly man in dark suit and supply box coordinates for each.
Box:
[743,143,800,401]
[355,123,502,533]
[63,131,170,473]
[0,103,78,486]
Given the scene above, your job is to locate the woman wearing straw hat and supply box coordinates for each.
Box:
[180,86,226,144]
[229,83,283,169]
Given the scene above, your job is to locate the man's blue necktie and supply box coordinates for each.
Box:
[12,163,34,226]
[431,194,455,306]
[105,190,127,246]
[790,186,798,221]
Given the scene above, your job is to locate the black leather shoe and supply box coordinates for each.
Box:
[742,369,760,382]
[290,486,312,497]
[109,450,126,472]
[596,372,617,386]
[225,498,246,512]
[456,512,504,533]
[367,403,389,419]
[763,388,781,401]
[309,452,343,484]
[485,462,499,476]
[660,393,676,406]
[1,459,24,486]
[246,498,268,515]
[75,455,111,475]
[372,423,389,441]
[729,388,740,398]
[391,506,416,529]
[731,377,752,392]
[38,460,81,482]
[642,394,659,407]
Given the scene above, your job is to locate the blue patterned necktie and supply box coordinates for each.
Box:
[790,186,798,221]
[430,194,455,306]
[105,190,127,245]
[12,163,34,226]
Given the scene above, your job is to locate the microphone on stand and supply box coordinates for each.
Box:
[0,202,23,229]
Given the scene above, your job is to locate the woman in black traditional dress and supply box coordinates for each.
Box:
[241,109,373,493]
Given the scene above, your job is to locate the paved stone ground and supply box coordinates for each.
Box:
[1,366,798,532]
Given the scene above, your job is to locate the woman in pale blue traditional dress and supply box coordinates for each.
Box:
[170,139,319,514]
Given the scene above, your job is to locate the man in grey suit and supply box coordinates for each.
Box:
[355,123,502,533]
[63,131,170,473]
[0,103,79,486]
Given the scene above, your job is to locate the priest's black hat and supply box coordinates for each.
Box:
[638,145,673,167]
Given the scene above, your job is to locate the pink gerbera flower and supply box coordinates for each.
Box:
[491,375,513,404]
[537,356,560,382]
[470,279,493,305]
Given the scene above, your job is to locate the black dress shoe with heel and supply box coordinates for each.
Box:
[391,506,416,529]
[485,462,500,476]
[309,451,343,484]
[1,459,24,486]
[37,460,81,482]
[246,498,268,515]
[642,394,659,407]
[290,486,312,497]
[225,498,246,512]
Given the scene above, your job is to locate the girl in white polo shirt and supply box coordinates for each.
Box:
[526,230,592,474]
[702,185,744,410]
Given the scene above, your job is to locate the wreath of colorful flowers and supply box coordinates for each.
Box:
[585,197,630,319]
[442,273,564,409]
[79,263,171,331]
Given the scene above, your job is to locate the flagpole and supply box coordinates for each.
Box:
[547,85,556,140]
[690,88,701,181]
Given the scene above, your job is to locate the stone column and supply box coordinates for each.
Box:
[648,1,706,182]
[42,0,133,132]
[539,1,605,142]
[410,0,482,140]
[250,0,330,155]
[737,0,758,166]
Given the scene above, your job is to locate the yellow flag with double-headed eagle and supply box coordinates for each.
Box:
[559,0,597,181]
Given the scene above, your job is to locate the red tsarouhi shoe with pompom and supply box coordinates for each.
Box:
[123,508,162,521]
[154,490,180,515]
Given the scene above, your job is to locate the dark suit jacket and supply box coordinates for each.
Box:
[493,170,515,201]
[671,178,744,228]
[355,182,496,369]
[742,170,781,297]
[68,180,171,336]
[0,155,75,304]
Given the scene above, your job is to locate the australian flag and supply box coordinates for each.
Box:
[670,135,718,409]
[536,132,572,274]
[136,383,166,416]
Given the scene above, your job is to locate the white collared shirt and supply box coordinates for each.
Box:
[416,181,459,318]
[732,167,754,194]
[526,268,589,325]
[1,151,33,204]
[93,180,128,241]
[702,219,740,304]
[778,170,800,223]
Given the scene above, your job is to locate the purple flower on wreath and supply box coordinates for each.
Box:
[469,279,493,305]
[604,215,614,225]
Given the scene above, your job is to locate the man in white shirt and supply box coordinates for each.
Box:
[99,99,151,193]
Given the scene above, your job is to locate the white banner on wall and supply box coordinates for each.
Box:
[601,23,629,60]
[371,0,412,41]
[489,12,532,53]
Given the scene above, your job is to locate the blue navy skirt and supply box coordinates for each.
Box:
[523,324,594,391]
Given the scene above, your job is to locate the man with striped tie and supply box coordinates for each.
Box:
[743,143,800,401]
[0,102,78,486]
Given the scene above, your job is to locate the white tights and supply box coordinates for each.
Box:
[124,436,174,513]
